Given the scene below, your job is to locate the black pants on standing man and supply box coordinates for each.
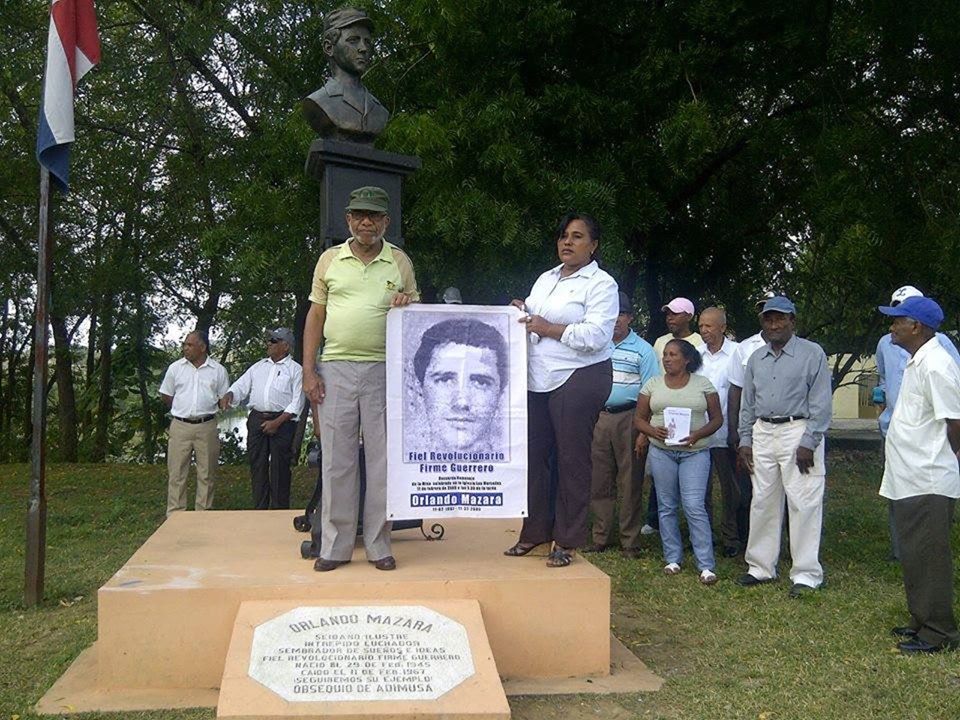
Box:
[247,409,296,509]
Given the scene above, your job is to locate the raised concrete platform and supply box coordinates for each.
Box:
[36,511,661,714]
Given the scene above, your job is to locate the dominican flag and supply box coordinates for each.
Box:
[36,0,101,192]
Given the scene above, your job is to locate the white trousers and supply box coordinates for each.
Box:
[745,419,825,587]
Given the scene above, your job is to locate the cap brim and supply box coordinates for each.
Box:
[758,307,795,316]
[346,202,388,213]
[330,18,374,31]
[878,305,910,317]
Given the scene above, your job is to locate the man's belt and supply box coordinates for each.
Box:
[251,409,285,420]
[603,401,637,414]
[759,415,806,424]
[174,415,216,424]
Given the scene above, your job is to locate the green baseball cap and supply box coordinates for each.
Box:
[346,186,390,213]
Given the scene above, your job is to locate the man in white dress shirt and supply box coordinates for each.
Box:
[159,331,230,516]
[697,307,743,556]
[878,296,960,654]
[221,328,305,509]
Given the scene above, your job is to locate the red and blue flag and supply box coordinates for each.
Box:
[36,0,100,192]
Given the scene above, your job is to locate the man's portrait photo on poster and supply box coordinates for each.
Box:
[401,310,512,461]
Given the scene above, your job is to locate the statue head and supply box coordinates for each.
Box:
[322,7,375,77]
[303,6,389,142]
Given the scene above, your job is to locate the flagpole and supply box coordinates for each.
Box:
[25,167,52,607]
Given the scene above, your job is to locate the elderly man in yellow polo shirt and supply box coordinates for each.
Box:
[302,186,419,572]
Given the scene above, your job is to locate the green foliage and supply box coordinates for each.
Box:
[4,0,960,460]
[2,453,960,718]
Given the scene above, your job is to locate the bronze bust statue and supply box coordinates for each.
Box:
[302,7,389,144]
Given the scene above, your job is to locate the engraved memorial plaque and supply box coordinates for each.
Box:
[248,605,475,702]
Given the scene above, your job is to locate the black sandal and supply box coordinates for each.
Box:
[546,547,574,567]
[503,541,542,557]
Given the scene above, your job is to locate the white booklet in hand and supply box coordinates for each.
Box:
[663,407,692,445]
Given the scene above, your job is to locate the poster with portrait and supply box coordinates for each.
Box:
[386,304,528,519]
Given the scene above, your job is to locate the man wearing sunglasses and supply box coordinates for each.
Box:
[220,328,304,510]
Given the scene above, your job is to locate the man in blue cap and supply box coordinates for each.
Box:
[735,296,832,598]
[873,285,960,561]
[878,296,960,654]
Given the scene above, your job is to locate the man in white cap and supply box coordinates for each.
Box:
[874,285,960,560]
[877,296,960,654]
[220,328,305,510]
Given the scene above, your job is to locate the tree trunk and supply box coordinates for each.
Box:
[50,313,79,461]
[293,289,311,365]
[85,310,98,387]
[91,297,114,462]
[133,289,156,462]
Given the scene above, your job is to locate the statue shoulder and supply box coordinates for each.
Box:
[303,79,344,134]
[366,90,390,128]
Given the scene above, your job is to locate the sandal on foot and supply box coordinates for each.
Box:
[504,541,541,557]
[546,548,574,567]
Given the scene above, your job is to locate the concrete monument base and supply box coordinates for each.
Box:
[36,512,661,714]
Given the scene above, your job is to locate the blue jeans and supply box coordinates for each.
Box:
[647,444,715,571]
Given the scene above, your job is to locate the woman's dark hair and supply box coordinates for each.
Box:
[666,338,702,373]
[554,212,602,263]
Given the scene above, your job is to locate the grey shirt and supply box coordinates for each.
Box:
[738,334,832,450]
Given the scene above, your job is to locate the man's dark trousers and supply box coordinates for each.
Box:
[892,494,960,648]
[711,446,750,550]
[247,410,295,509]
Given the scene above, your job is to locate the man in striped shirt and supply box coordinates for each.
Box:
[586,292,660,558]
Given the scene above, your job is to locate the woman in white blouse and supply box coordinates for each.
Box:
[503,213,619,567]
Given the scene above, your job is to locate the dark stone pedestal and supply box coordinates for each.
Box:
[305,139,421,247]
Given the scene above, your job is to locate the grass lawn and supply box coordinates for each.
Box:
[1,450,958,719]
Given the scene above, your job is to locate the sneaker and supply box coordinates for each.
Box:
[699,569,718,585]
[663,562,681,575]
[640,524,658,536]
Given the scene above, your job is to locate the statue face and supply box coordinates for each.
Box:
[328,23,373,75]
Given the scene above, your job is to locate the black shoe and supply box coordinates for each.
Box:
[788,582,816,598]
[897,637,957,655]
[891,626,918,638]
[370,556,397,571]
[621,547,642,559]
[735,573,773,587]
[722,546,739,558]
[314,558,349,572]
[582,543,610,554]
